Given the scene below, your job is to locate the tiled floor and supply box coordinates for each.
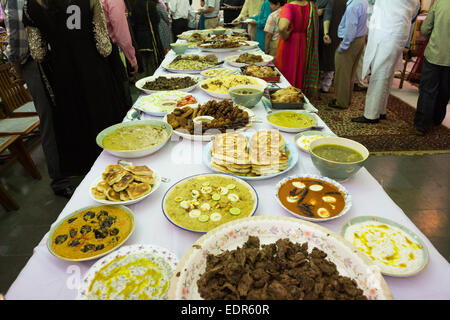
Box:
[0,81,449,295]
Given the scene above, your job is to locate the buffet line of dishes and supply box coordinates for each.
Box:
[48,28,429,301]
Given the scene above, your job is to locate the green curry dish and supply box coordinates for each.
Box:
[312,144,364,163]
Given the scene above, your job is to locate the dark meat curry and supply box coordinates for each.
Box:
[197,236,367,300]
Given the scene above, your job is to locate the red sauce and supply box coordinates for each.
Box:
[278,178,346,219]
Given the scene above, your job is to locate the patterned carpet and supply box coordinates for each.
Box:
[311,91,450,155]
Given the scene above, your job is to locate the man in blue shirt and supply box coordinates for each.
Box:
[328,0,368,109]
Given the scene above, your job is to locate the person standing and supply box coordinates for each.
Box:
[23,0,129,177]
[200,0,220,29]
[153,0,173,53]
[351,0,420,124]
[328,0,368,110]
[319,0,346,93]
[100,0,137,111]
[168,0,190,38]
[248,0,272,51]
[221,0,244,24]
[232,0,264,40]
[264,0,284,57]
[275,0,320,97]
[314,0,334,93]
[414,0,450,135]
[2,0,74,198]
[131,0,165,76]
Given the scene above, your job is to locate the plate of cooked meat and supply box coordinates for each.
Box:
[225,52,274,67]
[135,74,200,94]
[163,100,255,142]
[168,216,393,300]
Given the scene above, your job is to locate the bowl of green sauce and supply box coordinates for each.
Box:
[309,137,369,181]
[229,85,264,108]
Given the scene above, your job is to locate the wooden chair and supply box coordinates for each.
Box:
[0,62,37,117]
[0,134,41,211]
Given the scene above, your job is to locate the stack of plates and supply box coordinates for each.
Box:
[249,130,289,176]
[210,133,251,175]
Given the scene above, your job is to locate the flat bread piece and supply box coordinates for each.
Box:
[112,173,134,192]
[133,175,155,184]
[91,188,106,200]
[105,187,121,202]
[120,191,131,201]
[124,165,154,176]
[126,182,152,200]
[103,166,128,186]
[96,181,109,193]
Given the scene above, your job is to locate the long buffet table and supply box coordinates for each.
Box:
[5,43,450,300]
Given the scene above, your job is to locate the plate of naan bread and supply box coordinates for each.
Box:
[203,130,299,180]
[90,163,161,205]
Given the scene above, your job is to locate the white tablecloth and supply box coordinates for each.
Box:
[6,46,450,300]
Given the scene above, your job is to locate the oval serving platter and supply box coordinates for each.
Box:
[89,167,162,206]
[275,174,352,222]
[341,216,429,277]
[135,74,200,95]
[77,244,179,300]
[168,216,393,300]
[163,104,255,142]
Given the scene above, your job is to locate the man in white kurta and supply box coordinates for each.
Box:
[351,0,420,124]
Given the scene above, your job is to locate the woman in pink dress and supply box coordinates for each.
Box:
[275,0,319,97]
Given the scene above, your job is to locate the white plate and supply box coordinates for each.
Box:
[198,43,246,53]
[267,110,319,133]
[275,174,352,222]
[168,216,393,300]
[294,130,337,152]
[341,216,429,277]
[77,244,179,300]
[199,75,268,99]
[200,67,238,78]
[135,74,200,95]
[163,105,255,142]
[161,55,222,74]
[134,91,197,116]
[241,41,259,49]
[89,167,162,206]
[161,173,259,234]
[225,52,273,67]
[203,133,299,181]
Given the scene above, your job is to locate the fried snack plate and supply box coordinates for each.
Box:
[135,74,200,95]
[89,168,162,206]
[202,135,299,181]
[275,174,352,222]
[77,244,179,300]
[168,216,393,300]
[163,105,255,142]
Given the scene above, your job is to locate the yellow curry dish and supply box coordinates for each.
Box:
[200,74,266,97]
[162,174,258,233]
[49,205,135,261]
[267,111,316,132]
[82,246,177,300]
